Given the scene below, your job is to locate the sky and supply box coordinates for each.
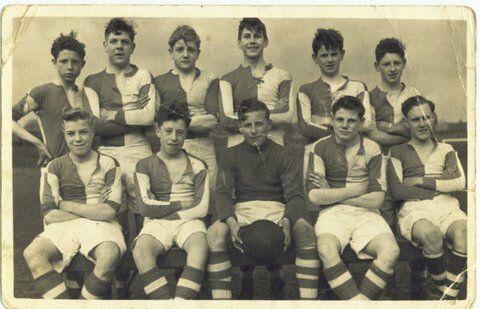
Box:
[10,17,467,122]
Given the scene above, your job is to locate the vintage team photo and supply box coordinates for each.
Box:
[1,5,475,307]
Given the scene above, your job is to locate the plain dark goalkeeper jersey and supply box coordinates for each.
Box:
[215,139,307,224]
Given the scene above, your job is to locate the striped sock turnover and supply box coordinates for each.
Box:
[295,248,320,300]
[323,261,360,300]
[442,250,467,300]
[175,266,204,299]
[207,251,232,299]
[139,267,172,299]
[79,272,111,299]
[359,262,394,300]
[34,270,70,299]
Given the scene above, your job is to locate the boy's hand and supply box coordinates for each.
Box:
[278,217,291,251]
[226,217,244,253]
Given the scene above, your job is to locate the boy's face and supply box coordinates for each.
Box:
[237,28,268,60]
[53,50,85,84]
[64,119,94,157]
[375,52,406,85]
[170,39,199,73]
[313,46,344,77]
[332,108,363,144]
[239,110,271,147]
[156,119,187,156]
[104,31,135,68]
[406,104,436,142]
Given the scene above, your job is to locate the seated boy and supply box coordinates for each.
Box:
[23,108,126,299]
[388,96,467,300]
[132,106,209,299]
[207,99,320,300]
[306,96,399,300]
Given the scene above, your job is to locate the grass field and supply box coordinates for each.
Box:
[11,139,468,300]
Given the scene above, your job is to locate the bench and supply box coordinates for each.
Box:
[64,190,467,299]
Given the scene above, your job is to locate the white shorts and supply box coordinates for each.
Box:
[39,218,126,273]
[315,205,394,259]
[183,137,217,199]
[99,143,152,214]
[234,200,285,225]
[397,194,467,247]
[227,129,284,148]
[134,218,206,251]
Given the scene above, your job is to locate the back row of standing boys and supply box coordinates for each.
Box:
[14,17,467,301]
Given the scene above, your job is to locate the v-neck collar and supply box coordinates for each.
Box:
[406,141,438,165]
[155,150,193,180]
[318,75,350,93]
[67,150,101,186]
[105,64,139,77]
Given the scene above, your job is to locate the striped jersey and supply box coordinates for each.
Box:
[305,135,385,194]
[154,68,217,116]
[218,64,292,132]
[133,151,209,220]
[369,84,419,125]
[12,82,90,159]
[388,141,466,201]
[40,151,122,218]
[84,65,156,147]
[297,76,372,141]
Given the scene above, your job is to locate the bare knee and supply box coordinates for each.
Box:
[184,233,208,267]
[292,219,316,250]
[207,222,229,251]
[94,241,121,277]
[132,236,161,264]
[450,221,467,253]
[412,221,444,254]
[377,242,400,269]
[23,239,51,275]
[316,236,341,266]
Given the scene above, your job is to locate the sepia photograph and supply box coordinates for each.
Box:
[1,5,475,308]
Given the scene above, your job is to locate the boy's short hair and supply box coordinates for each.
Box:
[312,28,343,56]
[168,25,201,50]
[238,18,268,41]
[238,99,271,122]
[62,108,94,128]
[51,31,86,61]
[332,96,365,119]
[157,104,191,128]
[401,96,436,117]
[375,38,406,62]
[105,18,136,42]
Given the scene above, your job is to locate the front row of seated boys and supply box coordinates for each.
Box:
[23,94,467,300]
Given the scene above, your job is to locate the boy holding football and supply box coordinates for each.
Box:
[207,99,320,300]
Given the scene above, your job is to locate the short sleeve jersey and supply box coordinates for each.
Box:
[12,83,90,158]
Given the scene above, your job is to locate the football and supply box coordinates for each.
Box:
[239,219,285,265]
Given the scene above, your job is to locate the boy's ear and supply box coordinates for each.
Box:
[340,49,345,60]
[374,61,379,71]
